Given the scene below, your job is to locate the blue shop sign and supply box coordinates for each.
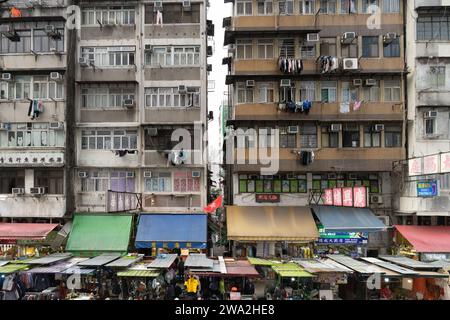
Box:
[417,180,438,197]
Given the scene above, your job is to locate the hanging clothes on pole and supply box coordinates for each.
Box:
[156,10,163,27]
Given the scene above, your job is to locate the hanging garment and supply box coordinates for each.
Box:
[303,100,312,114]
[295,103,304,113]
[340,102,350,113]
[353,100,362,111]
[184,277,199,293]
[331,57,339,71]
[156,10,163,26]
[115,150,128,157]
[287,100,296,112]
[11,7,21,18]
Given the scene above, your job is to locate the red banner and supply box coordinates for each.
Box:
[204,195,223,214]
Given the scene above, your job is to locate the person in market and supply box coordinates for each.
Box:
[380,284,393,300]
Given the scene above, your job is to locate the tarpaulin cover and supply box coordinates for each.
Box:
[312,206,386,233]
[135,214,207,249]
[0,223,58,240]
[65,214,133,256]
[394,225,450,253]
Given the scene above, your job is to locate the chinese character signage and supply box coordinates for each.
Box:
[409,158,422,176]
[255,194,281,203]
[323,187,368,208]
[424,155,439,175]
[417,180,438,197]
[409,152,450,177]
[441,153,450,173]
[317,225,368,245]
[0,152,64,167]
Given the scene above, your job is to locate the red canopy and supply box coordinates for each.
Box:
[0,223,58,240]
[395,225,450,253]
[225,260,260,277]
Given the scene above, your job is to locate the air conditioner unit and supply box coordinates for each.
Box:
[154,1,163,11]
[353,79,363,86]
[378,215,390,226]
[144,44,152,52]
[365,79,377,86]
[341,32,357,44]
[348,173,357,180]
[50,72,63,82]
[383,32,397,44]
[246,80,255,88]
[78,171,88,178]
[50,122,64,130]
[0,25,16,38]
[147,128,158,136]
[126,172,135,178]
[192,171,201,178]
[425,111,438,118]
[30,187,46,195]
[0,123,10,130]
[343,58,358,70]
[370,195,384,205]
[280,79,291,87]
[12,188,25,195]
[373,124,384,132]
[144,171,152,178]
[182,0,192,11]
[328,173,337,179]
[307,33,320,42]
[178,85,187,94]
[287,126,299,134]
[207,46,213,57]
[44,25,60,38]
[329,124,342,132]
[223,17,232,29]
[1,73,12,81]
[123,99,135,108]
[79,57,89,67]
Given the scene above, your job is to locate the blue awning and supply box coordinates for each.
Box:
[135,214,207,249]
[312,206,386,233]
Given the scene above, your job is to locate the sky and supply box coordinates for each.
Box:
[207,1,232,184]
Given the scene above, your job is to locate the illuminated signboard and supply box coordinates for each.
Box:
[322,187,368,208]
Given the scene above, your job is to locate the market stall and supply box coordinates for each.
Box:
[270,263,315,300]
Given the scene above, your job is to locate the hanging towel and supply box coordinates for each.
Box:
[340,102,350,113]
[353,101,362,111]
[156,10,163,27]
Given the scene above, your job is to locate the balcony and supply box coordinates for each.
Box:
[142,194,203,212]
[144,108,201,124]
[79,109,138,123]
[144,67,201,81]
[78,68,137,83]
[80,25,136,41]
[234,102,404,122]
[77,150,139,168]
[417,90,450,107]
[415,0,445,9]
[232,147,405,172]
[0,53,66,71]
[144,25,201,39]
[0,100,65,123]
[0,194,66,218]
[416,42,450,58]
[143,150,203,167]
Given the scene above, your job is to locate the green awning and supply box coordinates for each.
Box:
[117,270,160,278]
[0,264,30,274]
[247,257,276,266]
[271,263,315,278]
[65,214,133,257]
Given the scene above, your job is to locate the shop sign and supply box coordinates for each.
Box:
[424,155,439,175]
[256,194,280,203]
[409,158,422,176]
[0,239,17,245]
[409,152,450,176]
[323,187,368,208]
[417,180,438,197]
[0,152,64,167]
[441,153,450,173]
[317,225,368,245]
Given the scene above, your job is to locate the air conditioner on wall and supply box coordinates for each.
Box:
[329,124,342,132]
[348,173,358,180]
[383,32,397,44]
[343,58,358,70]
[30,187,46,195]
[287,126,299,134]
[154,1,163,11]
[123,99,135,108]
[178,85,187,94]
[425,111,438,118]
[365,79,377,86]
[182,0,192,11]
[246,80,255,88]
[50,72,63,82]
[280,79,291,87]
[370,195,384,204]
[1,73,12,81]
[373,124,384,132]
[307,33,320,42]
[12,188,25,195]
[79,57,89,67]
[353,79,363,86]
[341,32,357,44]
[78,171,88,178]
[192,171,201,178]
[50,122,64,130]
[126,172,135,178]
[144,171,152,178]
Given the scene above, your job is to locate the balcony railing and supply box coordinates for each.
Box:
[106,190,142,213]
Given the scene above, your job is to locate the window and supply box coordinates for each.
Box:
[0,170,25,194]
[81,46,135,67]
[81,129,138,150]
[363,80,380,101]
[146,46,200,66]
[280,127,297,148]
[429,66,446,88]
[145,172,172,192]
[145,3,201,24]
[81,170,135,193]
[362,36,379,57]
[320,0,336,14]
[341,81,358,103]
[340,0,357,14]
[341,42,358,58]
[236,127,257,148]
[280,84,296,102]
[384,37,400,57]
[258,1,273,15]
[82,6,135,25]
[279,1,294,15]
[385,125,402,147]
[259,127,273,148]
[236,40,253,60]
[384,79,401,101]
[110,171,135,192]
[173,170,201,192]
[238,174,307,193]
[321,81,337,102]
[145,87,200,108]
[236,0,253,16]
[34,170,63,194]
[362,0,378,14]
[257,39,274,59]
[0,76,63,100]
[145,127,195,150]
[81,86,135,109]
[300,43,316,59]
[258,83,275,103]
[320,37,337,56]
[1,123,64,148]
[237,82,254,103]
[343,123,360,148]
[33,29,64,52]
[300,0,316,14]
[383,0,400,13]
[300,124,317,148]
[417,14,450,41]
[321,126,339,148]
[364,125,381,147]
[300,81,316,101]
[0,30,31,54]
[425,115,437,136]
[279,39,295,58]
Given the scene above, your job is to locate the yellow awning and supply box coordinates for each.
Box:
[226,206,319,241]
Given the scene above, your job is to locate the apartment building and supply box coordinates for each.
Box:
[391,0,450,258]
[223,0,406,257]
